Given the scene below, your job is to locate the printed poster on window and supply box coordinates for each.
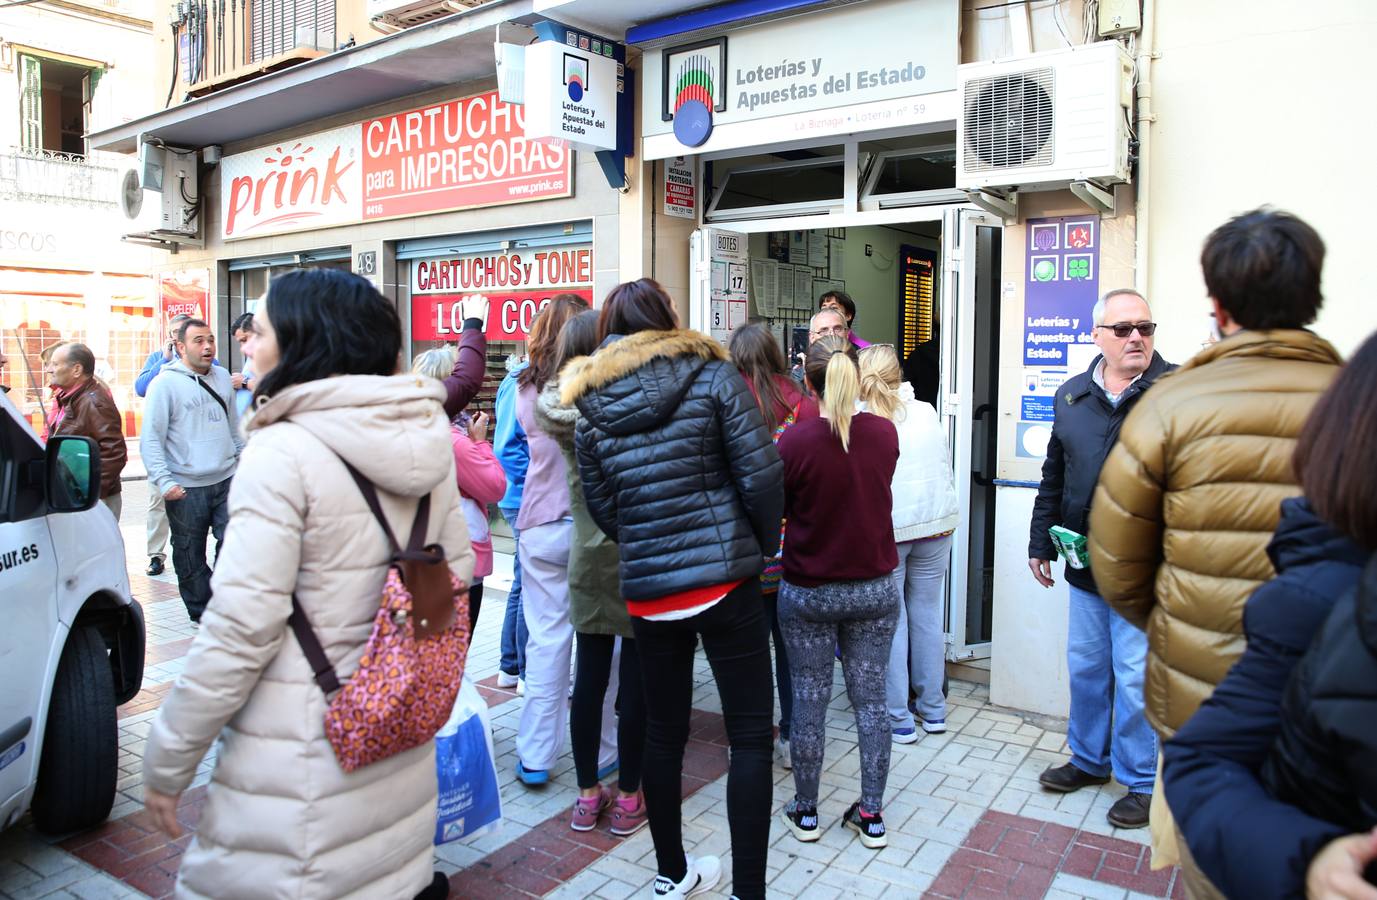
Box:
[157,269,210,337]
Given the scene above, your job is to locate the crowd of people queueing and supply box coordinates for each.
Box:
[113,205,1377,900]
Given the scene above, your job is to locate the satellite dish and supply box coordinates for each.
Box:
[120,170,144,220]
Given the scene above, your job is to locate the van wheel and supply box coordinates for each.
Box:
[31,626,117,834]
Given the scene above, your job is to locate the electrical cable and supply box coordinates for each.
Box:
[164,21,180,108]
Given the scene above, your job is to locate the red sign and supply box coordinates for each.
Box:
[410,245,593,342]
[363,92,571,221]
[157,269,209,336]
[413,289,595,342]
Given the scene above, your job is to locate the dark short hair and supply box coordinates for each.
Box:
[253,269,401,399]
[598,279,677,342]
[1294,330,1377,551]
[62,342,96,378]
[176,318,210,344]
[1200,208,1325,330]
[231,312,254,334]
[819,289,857,325]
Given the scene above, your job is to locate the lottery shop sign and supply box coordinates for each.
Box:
[1023,215,1100,366]
[221,91,571,240]
[411,245,593,341]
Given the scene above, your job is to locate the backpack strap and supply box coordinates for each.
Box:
[338,459,402,555]
[288,595,341,694]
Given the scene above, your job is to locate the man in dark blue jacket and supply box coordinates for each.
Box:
[1028,289,1175,829]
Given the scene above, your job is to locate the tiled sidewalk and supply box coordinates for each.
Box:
[1,481,1182,899]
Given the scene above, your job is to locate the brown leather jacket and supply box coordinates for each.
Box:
[53,378,127,497]
[1088,329,1343,737]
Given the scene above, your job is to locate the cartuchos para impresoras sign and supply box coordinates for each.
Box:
[219,91,571,240]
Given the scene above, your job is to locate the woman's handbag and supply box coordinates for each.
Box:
[289,459,471,773]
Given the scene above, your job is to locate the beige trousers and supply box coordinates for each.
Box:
[101,493,122,521]
[146,485,169,559]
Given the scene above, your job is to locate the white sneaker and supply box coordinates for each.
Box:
[496,671,519,689]
[774,736,792,770]
[517,678,526,696]
[652,855,721,898]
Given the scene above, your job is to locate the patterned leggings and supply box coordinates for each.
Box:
[779,575,899,813]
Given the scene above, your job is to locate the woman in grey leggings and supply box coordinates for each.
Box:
[775,337,900,850]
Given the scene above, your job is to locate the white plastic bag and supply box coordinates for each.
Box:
[433,676,502,844]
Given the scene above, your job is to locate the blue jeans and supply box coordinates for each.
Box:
[1066,584,1156,792]
[498,508,528,677]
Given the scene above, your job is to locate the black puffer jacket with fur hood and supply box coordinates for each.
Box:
[563,329,783,603]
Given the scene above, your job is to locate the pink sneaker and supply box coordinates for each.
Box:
[570,786,611,832]
[609,791,648,836]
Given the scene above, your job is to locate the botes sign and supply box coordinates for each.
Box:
[220,91,571,240]
[411,244,593,342]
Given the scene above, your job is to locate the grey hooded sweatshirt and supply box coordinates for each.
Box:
[140,359,244,495]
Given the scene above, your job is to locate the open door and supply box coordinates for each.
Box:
[939,208,1003,662]
[689,226,750,342]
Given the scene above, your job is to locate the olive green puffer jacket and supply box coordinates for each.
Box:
[535,377,632,638]
[1089,329,1342,737]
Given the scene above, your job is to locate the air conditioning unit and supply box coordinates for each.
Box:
[367,0,482,30]
[957,41,1133,194]
[120,145,198,240]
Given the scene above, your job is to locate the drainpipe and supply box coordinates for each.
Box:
[1134,0,1157,298]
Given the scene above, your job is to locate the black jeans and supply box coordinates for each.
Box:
[631,579,774,900]
[164,478,231,622]
[571,633,646,792]
[468,582,483,634]
[763,589,793,740]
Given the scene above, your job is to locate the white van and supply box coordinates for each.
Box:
[0,389,145,833]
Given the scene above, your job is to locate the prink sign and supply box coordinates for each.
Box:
[1023,216,1101,366]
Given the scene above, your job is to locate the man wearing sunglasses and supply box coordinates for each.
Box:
[1029,287,1175,830]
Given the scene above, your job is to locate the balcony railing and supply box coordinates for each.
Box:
[0,147,120,208]
[178,0,336,98]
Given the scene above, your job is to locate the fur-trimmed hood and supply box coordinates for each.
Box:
[560,329,730,437]
[534,376,579,451]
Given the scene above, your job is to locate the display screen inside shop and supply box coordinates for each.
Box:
[412,246,593,342]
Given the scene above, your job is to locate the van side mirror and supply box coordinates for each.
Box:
[46,436,101,513]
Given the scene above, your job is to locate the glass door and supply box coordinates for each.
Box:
[940,208,1003,662]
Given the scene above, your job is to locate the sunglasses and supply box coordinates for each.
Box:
[1096,321,1157,338]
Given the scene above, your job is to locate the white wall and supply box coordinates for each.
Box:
[1147,0,1377,361]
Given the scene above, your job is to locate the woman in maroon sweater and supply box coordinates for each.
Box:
[776,335,900,850]
[730,323,819,773]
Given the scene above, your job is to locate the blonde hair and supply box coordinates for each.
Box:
[411,347,455,382]
[858,344,905,422]
[804,335,860,452]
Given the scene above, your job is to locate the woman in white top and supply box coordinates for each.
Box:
[858,344,959,741]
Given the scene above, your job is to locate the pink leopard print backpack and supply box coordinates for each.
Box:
[289,459,471,773]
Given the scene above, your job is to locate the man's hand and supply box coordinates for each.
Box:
[468,410,490,444]
[144,787,183,839]
[230,373,245,390]
[163,484,186,502]
[163,341,176,361]
[1307,829,1377,899]
[458,294,490,329]
[1029,558,1055,588]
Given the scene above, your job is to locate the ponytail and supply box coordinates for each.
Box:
[858,344,904,422]
[804,335,860,452]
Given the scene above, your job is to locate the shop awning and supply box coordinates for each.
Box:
[88,0,535,154]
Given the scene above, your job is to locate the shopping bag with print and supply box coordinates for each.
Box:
[434,676,502,844]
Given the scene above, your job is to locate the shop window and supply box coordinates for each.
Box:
[19,53,103,157]
[859,136,964,210]
[706,156,846,221]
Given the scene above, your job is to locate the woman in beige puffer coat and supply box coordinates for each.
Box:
[141,270,475,900]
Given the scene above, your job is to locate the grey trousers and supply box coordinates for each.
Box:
[780,574,899,812]
[146,485,169,559]
[886,534,953,727]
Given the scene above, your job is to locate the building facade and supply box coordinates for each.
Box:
[0,0,161,434]
[93,0,1377,718]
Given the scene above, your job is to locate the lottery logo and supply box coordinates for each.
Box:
[672,54,717,147]
[564,54,590,103]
